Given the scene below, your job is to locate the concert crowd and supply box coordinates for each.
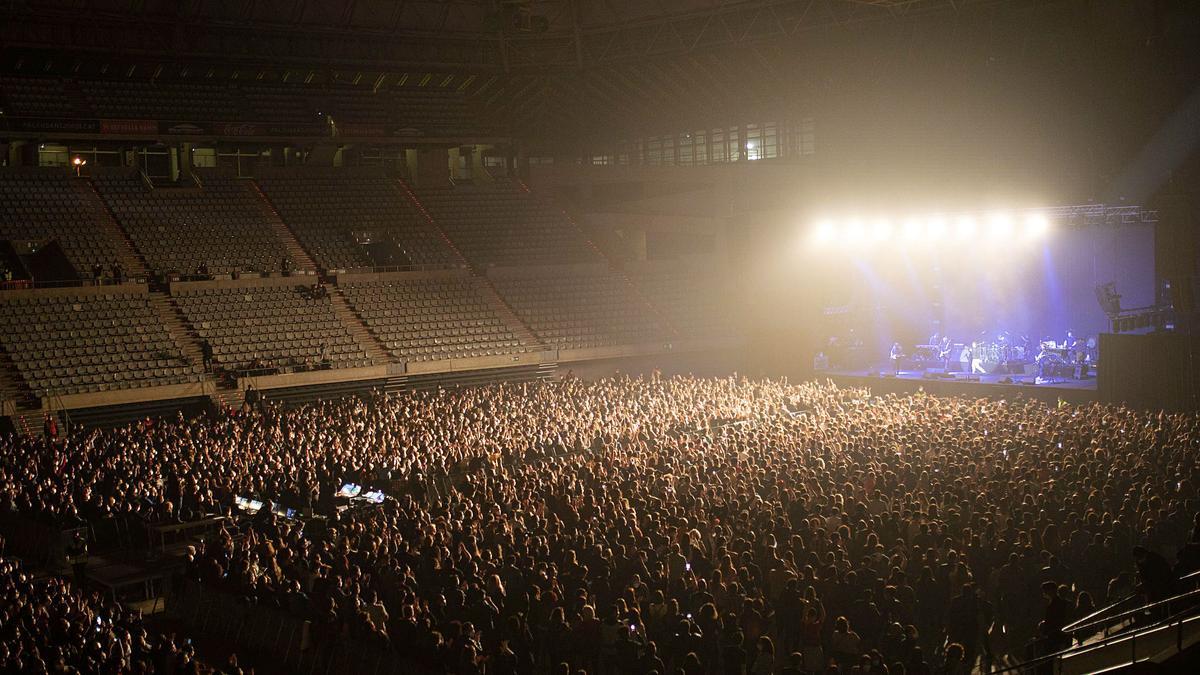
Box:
[1,375,1199,675]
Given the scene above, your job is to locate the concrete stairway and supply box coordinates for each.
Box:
[394,178,472,268]
[0,346,39,415]
[211,387,245,413]
[327,285,390,365]
[74,179,148,278]
[12,410,46,438]
[473,277,544,351]
[148,292,203,367]
[616,269,681,341]
[516,177,610,264]
[246,180,318,274]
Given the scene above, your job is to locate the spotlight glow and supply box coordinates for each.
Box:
[987,212,1014,238]
[813,220,836,244]
[1024,213,1050,238]
[871,218,893,242]
[955,215,977,239]
[902,217,923,240]
[926,216,947,241]
[844,219,866,244]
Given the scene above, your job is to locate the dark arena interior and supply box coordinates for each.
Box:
[2,1,1200,674]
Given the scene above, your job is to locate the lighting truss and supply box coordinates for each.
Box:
[1038,204,1159,228]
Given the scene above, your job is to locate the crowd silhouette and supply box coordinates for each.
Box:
[1,376,1198,674]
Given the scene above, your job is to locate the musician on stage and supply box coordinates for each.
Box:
[1036,344,1052,380]
[939,336,953,371]
[971,341,988,374]
[1072,336,1090,379]
[890,342,904,373]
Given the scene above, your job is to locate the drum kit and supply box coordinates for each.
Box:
[972,330,1032,366]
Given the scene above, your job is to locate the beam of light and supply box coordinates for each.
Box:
[1024,212,1050,238]
[987,212,1014,238]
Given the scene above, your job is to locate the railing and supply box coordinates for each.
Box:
[0,276,149,290]
[992,602,1200,673]
[34,371,212,409]
[335,263,467,275]
[1066,569,1200,641]
[993,570,1200,673]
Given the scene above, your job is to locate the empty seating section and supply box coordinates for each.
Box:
[79,80,239,121]
[417,185,601,267]
[390,90,479,132]
[629,264,739,340]
[322,88,389,125]
[0,291,197,396]
[493,270,669,350]
[174,284,371,371]
[0,170,126,276]
[0,77,78,117]
[341,276,525,362]
[95,172,292,276]
[244,85,317,124]
[258,172,457,271]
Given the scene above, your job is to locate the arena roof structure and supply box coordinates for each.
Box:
[2,0,1001,70]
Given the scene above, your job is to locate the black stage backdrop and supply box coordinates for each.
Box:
[1099,333,1200,410]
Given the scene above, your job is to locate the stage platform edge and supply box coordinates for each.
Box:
[821,369,1098,405]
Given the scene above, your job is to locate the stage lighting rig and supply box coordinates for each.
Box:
[808,204,1155,249]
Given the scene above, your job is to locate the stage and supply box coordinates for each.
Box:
[822,366,1098,404]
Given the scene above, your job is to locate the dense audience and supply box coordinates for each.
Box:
[2,376,1199,675]
[0,556,233,674]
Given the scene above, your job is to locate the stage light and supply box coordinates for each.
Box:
[902,217,923,241]
[1024,213,1049,238]
[812,220,836,245]
[871,218,893,242]
[844,219,866,244]
[926,215,947,241]
[987,212,1013,238]
[955,215,976,239]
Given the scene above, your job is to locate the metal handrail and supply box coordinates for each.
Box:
[993,571,1200,674]
[991,601,1200,673]
[1068,583,1200,639]
[1066,568,1200,636]
[336,263,466,275]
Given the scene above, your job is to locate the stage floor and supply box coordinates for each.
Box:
[822,366,1098,403]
